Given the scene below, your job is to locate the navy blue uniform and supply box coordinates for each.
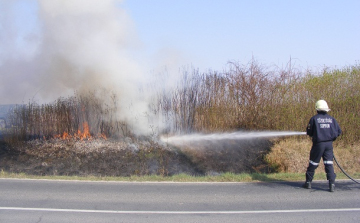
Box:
[305,111,342,183]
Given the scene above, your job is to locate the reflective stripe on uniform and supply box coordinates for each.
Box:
[309,160,319,166]
[324,160,334,165]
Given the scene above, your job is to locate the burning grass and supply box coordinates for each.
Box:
[5,90,128,143]
[1,60,360,178]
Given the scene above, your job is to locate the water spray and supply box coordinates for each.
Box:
[160,131,306,145]
[161,130,359,184]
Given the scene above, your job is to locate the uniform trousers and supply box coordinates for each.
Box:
[305,141,336,183]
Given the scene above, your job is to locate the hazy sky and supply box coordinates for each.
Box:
[122,0,360,71]
[2,0,359,73]
[0,0,359,134]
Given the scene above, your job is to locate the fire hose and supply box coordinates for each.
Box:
[333,155,360,184]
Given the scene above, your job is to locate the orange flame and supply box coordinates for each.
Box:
[78,122,92,140]
[53,122,107,140]
[62,132,70,140]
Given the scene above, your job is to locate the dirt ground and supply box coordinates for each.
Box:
[0,135,273,177]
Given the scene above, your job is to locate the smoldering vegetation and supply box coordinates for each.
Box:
[0,137,273,177]
[1,60,360,176]
[0,138,198,177]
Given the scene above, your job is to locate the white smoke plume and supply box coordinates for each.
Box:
[0,0,172,135]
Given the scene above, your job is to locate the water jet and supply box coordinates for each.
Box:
[160,131,306,145]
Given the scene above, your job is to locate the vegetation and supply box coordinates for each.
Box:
[5,90,124,142]
[163,60,360,143]
[1,59,360,177]
[6,60,360,141]
[265,137,360,174]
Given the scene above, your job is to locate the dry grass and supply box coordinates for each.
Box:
[333,142,360,174]
[0,137,275,177]
[0,138,188,177]
[175,138,273,174]
[2,60,359,178]
[265,137,311,173]
[6,61,360,144]
[265,137,360,174]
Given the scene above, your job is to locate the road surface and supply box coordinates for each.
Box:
[0,178,359,222]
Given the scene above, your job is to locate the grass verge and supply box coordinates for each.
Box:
[1,170,359,183]
[265,138,360,174]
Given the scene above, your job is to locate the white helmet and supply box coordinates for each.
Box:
[315,100,330,112]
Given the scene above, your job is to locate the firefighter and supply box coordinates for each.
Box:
[303,100,342,192]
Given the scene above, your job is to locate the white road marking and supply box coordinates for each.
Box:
[1,207,360,215]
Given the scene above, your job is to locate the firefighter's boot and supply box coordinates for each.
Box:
[303,182,311,189]
[329,182,335,192]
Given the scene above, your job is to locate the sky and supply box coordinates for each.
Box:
[1,0,359,73]
[122,0,360,72]
[0,0,359,134]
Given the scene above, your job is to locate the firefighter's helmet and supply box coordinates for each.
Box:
[315,100,330,112]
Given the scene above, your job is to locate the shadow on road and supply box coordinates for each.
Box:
[256,177,360,192]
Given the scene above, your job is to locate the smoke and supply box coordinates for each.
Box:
[0,0,170,135]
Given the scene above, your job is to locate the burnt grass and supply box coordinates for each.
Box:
[0,135,274,177]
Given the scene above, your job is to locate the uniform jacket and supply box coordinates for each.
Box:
[306,111,342,143]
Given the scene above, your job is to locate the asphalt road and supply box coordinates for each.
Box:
[0,178,359,223]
